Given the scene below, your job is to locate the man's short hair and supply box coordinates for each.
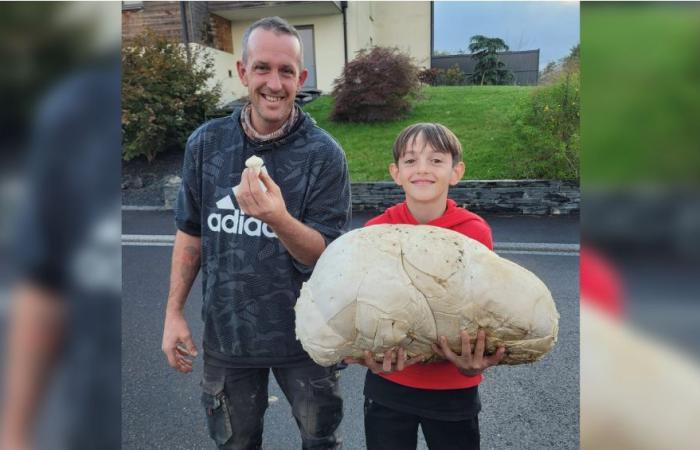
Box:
[393,123,463,166]
[241,16,304,69]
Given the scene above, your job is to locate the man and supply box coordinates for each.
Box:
[1,64,121,450]
[161,16,350,450]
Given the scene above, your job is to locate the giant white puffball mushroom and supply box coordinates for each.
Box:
[581,304,700,449]
[295,224,559,367]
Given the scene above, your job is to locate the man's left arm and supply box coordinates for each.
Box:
[235,168,326,266]
[235,149,351,267]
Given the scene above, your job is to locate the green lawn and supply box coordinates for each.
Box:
[582,4,700,184]
[302,85,534,181]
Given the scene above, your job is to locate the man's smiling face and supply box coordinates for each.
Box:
[237,28,307,135]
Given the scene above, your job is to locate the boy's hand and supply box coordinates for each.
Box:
[344,348,425,374]
[432,329,506,377]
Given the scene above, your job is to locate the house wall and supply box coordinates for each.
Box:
[345,1,374,59]
[372,1,431,67]
[228,14,344,96]
[344,1,430,67]
[121,2,234,105]
[193,44,238,105]
[121,1,219,47]
[122,1,182,42]
[122,1,430,101]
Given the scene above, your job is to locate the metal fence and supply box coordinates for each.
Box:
[431,49,540,85]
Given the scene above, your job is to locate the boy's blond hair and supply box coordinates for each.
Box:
[392,123,463,166]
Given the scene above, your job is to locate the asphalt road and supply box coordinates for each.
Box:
[122,210,579,450]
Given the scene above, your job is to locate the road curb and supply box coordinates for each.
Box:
[494,242,579,253]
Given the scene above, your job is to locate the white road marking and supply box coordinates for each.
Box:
[122,205,172,211]
[121,234,579,255]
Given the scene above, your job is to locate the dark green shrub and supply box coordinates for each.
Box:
[444,64,466,85]
[512,69,580,180]
[121,31,221,162]
[331,47,420,122]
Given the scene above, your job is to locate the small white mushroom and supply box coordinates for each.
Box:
[245,155,265,175]
[233,155,268,196]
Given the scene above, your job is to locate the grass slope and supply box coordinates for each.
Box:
[302,85,533,181]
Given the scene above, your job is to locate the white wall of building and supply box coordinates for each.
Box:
[372,1,431,68]
[346,1,431,68]
[192,44,238,105]
[345,1,374,59]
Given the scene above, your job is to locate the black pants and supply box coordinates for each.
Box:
[364,398,480,450]
[201,362,343,450]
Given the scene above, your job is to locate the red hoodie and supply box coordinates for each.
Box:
[580,246,624,319]
[365,199,494,390]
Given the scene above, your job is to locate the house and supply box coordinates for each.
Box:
[432,50,540,85]
[122,1,432,104]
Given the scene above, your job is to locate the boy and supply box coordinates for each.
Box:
[345,123,506,450]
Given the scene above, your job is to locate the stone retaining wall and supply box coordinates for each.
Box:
[161,178,579,215]
[352,180,579,215]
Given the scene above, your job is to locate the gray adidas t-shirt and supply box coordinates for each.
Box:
[175,108,351,367]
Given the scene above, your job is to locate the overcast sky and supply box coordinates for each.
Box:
[433,1,580,69]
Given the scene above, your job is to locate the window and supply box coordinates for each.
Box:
[296,25,317,89]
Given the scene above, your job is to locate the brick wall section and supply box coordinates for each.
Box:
[122,1,183,43]
[210,14,233,53]
[351,180,580,215]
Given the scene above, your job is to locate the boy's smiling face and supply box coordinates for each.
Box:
[390,133,465,205]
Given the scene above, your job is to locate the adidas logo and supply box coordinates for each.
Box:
[208,191,277,238]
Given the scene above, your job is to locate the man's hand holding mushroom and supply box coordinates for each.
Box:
[235,156,289,227]
[234,156,326,266]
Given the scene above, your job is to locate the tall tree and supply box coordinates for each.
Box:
[562,43,580,72]
[468,35,513,85]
